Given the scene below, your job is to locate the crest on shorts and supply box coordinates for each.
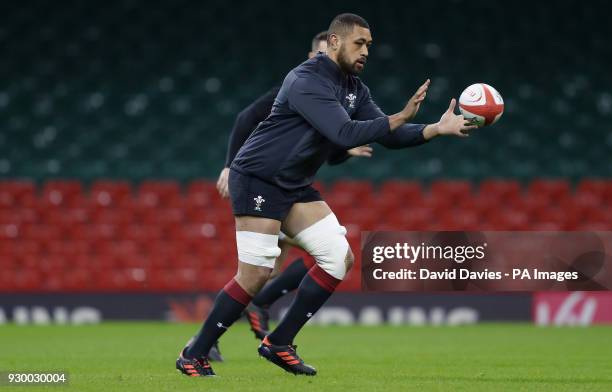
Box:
[346,93,357,108]
[254,195,265,211]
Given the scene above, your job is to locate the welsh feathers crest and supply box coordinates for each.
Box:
[346,93,357,108]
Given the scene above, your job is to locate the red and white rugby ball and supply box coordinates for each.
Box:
[459,83,504,127]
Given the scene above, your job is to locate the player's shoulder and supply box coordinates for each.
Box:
[284,59,332,93]
[292,55,329,82]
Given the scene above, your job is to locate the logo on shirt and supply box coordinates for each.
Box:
[254,195,265,211]
[346,93,357,109]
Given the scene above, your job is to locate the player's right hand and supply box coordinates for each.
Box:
[347,145,373,158]
[435,98,479,137]
[402,79,430,121]
[216,167,230,198]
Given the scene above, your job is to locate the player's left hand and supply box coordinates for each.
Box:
[400,79,430,122]
[216,167,230,198]
[347,145,373,158]
[435,98,479,137]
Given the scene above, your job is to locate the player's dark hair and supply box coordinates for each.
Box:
[311,31,328,52]
[327,13,370,41]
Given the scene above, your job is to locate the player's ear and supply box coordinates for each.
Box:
[328,33,340,51]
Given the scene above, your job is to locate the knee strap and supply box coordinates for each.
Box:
[293,213,349,280]
[236,231,281,269]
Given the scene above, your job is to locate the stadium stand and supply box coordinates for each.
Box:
[1,179,611,292]
[0,0,610,181]
[0,0,609,292]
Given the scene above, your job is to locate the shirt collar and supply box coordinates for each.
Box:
[318,53,345,83]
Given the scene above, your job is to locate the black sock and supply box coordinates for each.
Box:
[267,264,340,345]
[185,278,252,358]
[252,257,313,307]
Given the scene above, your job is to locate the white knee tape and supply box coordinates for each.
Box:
[278,230,298,247]
[236,231,281,269]
[293,213,349,280]
[278,231,288,241]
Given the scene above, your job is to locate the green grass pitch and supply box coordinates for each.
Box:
[1,322,611,391]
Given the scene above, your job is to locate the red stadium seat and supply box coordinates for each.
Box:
[120,224,163,242]
[511,194,550,213]
[141,208,184,225]
[485,209,530,230]
[43,207,90,226]
[46,240,90,257]
[90,180,132,207]
[0,190,15,209]
[14,270,44,291]
[479,179,522,200]
[528,179,570,200]
[533,207,579,230]
[186,180,226,208]
[60,269,94,291]
[68,224,116,241]
[21,224,63,242]
[438,209,481,230]
[561,192,603,212]
[390,207,434,230]
[149,267,198,291]
[138,180,182,207]
[422,192,454,210]
[95,268,147,291]
[198,267,234,290]
[312,181,327,194]
[3,177,610,293]
[430,180,473,200]
[91,209,134,225]
[325,191,358,212]
[341,208,379,230]
[0,208,39,224]
[94,240,141,258]
[379,181,423,201]
[576,179,612,198]
[331,180,374,199]
[187,180,217,196]
[0,180,36,201]
[583,207,612,228]
[41,180,83,206]
[576,222,612,230]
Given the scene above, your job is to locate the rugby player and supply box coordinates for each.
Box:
[210,32,373,358]
[177,13,475,377]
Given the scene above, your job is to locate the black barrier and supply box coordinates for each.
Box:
[0,293,531,325]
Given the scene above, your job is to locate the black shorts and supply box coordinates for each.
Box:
[228,169,323,221]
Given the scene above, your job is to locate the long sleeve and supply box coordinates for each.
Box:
[287,77,391,149]
[354,87,428,149]
[326,146,351,166]
[225,87,280,167]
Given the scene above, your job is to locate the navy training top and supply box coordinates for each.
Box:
[232,54,427,190]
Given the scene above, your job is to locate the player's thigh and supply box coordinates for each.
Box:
[280,200,333,238]
[235,215,281,234]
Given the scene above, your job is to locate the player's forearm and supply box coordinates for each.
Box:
[388,112,409,131]
[327,147,351,165]
[332,117,391,149]
[225,111,260,166]
[422,123,441,141]
[376,123,427,149]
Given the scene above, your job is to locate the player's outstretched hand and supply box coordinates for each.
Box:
[347,145,373,158]
[216,167,230,198]
[402,79,430,121]
[435,98,478,137]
